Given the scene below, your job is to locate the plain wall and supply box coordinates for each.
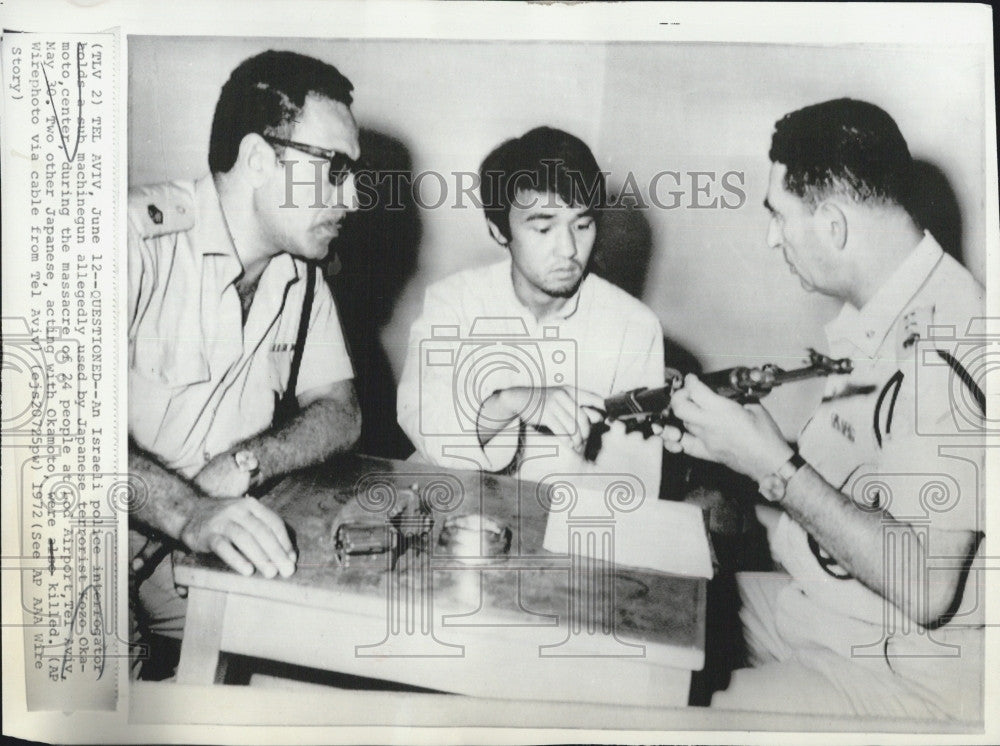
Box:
[129,36,987,438]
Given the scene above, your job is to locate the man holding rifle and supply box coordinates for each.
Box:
[660,99,985,719]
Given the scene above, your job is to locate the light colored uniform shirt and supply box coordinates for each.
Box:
[127,175,353,479]
[397,258,665,498]
[769,232,985,718]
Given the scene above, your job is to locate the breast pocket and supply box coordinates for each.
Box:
[128,370,179,453]
[128,332,210,452]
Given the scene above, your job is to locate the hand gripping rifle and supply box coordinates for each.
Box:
[584,348,853,461]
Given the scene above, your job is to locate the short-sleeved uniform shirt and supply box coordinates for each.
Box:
[769,232,985,718]
[397,258,665,497]
[127,176,353,479]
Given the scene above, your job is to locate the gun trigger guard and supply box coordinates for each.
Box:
[648,411,669,428]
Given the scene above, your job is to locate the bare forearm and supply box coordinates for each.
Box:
[240,393,361,483]
[662,380,978,628]
[128,444,206,541]
[782,466,975,625]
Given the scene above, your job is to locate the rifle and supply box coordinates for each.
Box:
[584,348,853,461]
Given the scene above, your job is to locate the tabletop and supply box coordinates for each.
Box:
[174,453,706,674]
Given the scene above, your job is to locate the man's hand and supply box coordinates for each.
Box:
[492,385,605,453]
[180,497,296,579]
[194,451,253,499]
[657,374,792,483]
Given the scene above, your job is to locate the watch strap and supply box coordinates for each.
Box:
[758,450,807,502]
[775,451,806,481]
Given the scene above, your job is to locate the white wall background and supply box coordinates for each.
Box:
[129,36,986,438]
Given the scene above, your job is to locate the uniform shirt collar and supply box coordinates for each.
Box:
[191,174,301,288]
[191,175,238,259]
[497,256,586,322]
[825,230,944,357]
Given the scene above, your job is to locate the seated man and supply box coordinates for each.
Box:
[398,127,664,494]
[128,51,362,672]
[661,99,984,720]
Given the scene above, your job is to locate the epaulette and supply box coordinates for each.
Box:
[128,181,196,239]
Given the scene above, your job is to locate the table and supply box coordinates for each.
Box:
[173,454,706,707]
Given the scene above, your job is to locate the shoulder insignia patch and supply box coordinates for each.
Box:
[129,181,196,238]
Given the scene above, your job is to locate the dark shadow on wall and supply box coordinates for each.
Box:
[591,199,653,301]
[324,129,420,460]
[591,197,702,376]
[591,194,709,501]
[908,159,963,266]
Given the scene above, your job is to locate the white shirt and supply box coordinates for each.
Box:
[397,258,665,497]
[127,176,353,479]
[770,232,985,716]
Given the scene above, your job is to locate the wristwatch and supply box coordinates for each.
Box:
[758,451,807,503]
[233,449,261,489]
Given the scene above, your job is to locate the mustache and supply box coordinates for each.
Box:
[552,259,584,271]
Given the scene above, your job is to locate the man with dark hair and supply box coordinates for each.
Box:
[661,99,984,719]
[768,98,915,209]
[128,50,362,671]
[477,125,608,247]
[207,50,354,175]
[398,127,664,491]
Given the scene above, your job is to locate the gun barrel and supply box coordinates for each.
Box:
[600,353,852,425]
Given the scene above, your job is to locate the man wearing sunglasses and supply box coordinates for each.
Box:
[127,50,362,676]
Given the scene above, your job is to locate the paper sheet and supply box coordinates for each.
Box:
[542,482,714,579]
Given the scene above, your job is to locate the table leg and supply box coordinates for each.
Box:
[176,587,227,685]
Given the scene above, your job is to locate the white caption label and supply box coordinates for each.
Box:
[2,33,121,711]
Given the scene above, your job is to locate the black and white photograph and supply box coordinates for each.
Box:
[1,2,996,743]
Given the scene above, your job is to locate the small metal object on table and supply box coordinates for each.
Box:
[173,454,706,707]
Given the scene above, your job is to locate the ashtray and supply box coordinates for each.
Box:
[437,513,512,565]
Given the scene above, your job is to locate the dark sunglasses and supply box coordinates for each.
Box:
[262,134,360,187]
